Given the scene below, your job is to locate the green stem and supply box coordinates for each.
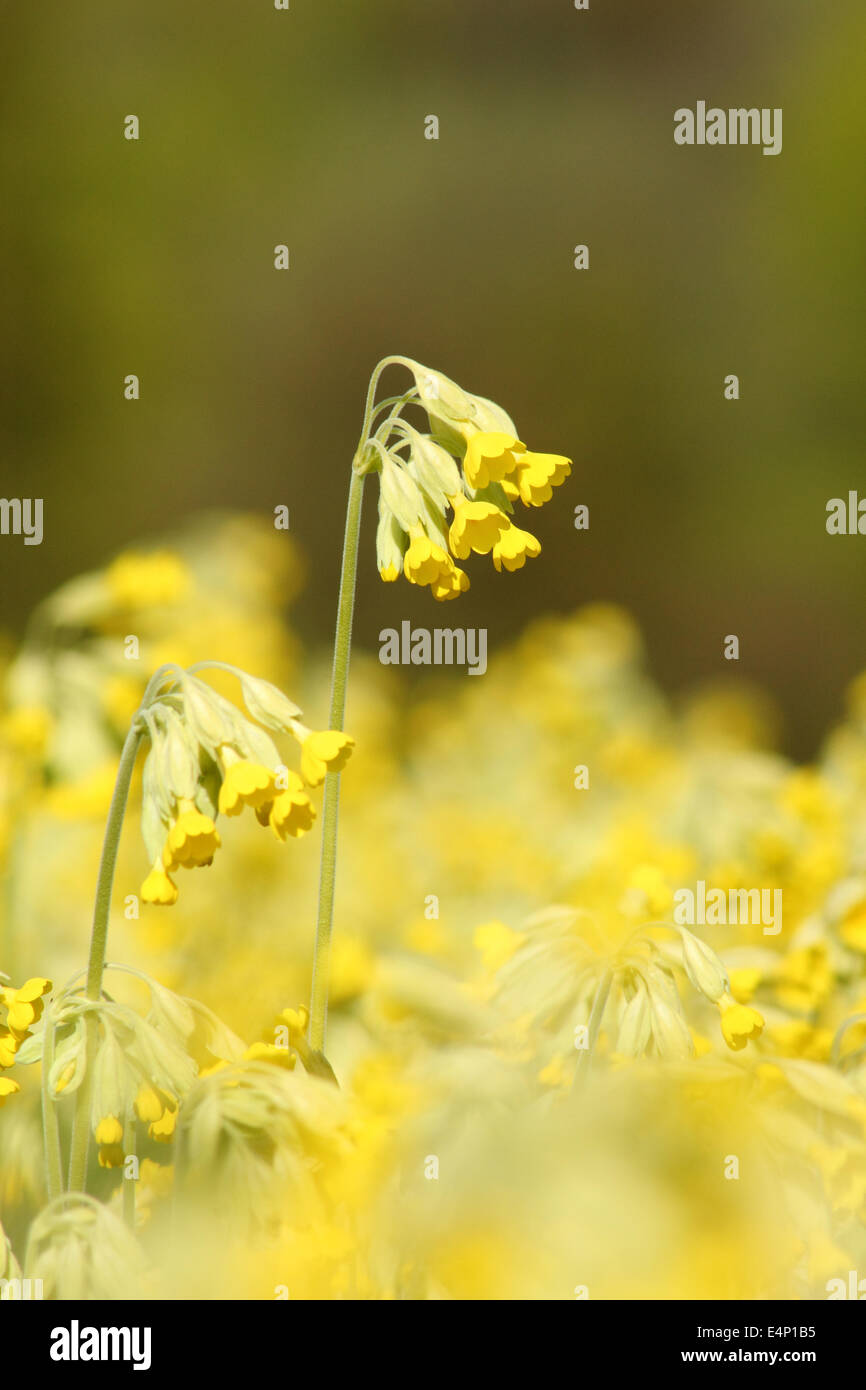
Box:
[576,968,614,1080]
[40,1006,63,1200]
[306,357,415,1058]
[67,721,144,1193]
[123,1114,137,1228]
[308,468,366,1056]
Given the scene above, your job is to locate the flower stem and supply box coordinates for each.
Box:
[308,467,366,1057]
[40,1006,63,1200]
[576,968,614,1081]
[67,721,144,1193]
[123,1114,137,1228]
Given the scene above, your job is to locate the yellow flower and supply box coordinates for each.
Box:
[491,521,541,573]
[268,776,317,839]
[299,731,355,787]
[462,432,526,490]
[218,756,276,817]
[163,801,221,869]
[430,561,470,602]
[95,1115,123,1146]
[505,450,572,506]
[380,562,400,582]
[141,860,178,906]
[403,529,453,587]
[718,996,764,1051]
[2,978,52,1038]
[135,1086,165,1123]
[150,1106,177,1142]
[105,549,190,607]
[0,1076,21,1106]
[447,496,508,559]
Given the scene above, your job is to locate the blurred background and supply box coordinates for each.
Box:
[2,0,864,759]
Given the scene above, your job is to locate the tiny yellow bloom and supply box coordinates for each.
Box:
[218,757,276,816]
[277,1005,308,1036]
[718,995,764,1051]
[163,801,221,869]
[379,562,400,582]
[507,450,572,506]
[95,1115,124,1146]
[268,777,317,839]
[491,521,541,573]
[299,730,355,787]
[462,431,526,490]
[3,978,52,1038]
[135,1085,165,1123]
[447,495,508,560]
[402,529,453,588]
[141,860,179,906]
[150,1106,178,1142]
[422,551,470,601]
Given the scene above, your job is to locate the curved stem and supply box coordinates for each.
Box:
[40,1006,63,1200]
[307,357,415,1058]
[576,967,614,1081]
[123,1114,137,1228]
[308,468,366,1056]
[67,721,144,1193]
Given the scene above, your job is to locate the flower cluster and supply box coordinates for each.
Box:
[367,359,571,598]
[0,975,51,1106]
[137,666,354,907]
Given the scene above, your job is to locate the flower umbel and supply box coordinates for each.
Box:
[358,357,571,598]
[132,664,353,907]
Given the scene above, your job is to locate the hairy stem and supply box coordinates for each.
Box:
[576,968,614,1080]
[308,468,366,1056]
[67,722,143,1193]
[40,1006,64,1200]
[123,1114,137,1228]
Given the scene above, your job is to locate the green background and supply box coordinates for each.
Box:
[3,0,864,756]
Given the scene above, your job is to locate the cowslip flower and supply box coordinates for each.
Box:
[359,358,571,598]
[1,977,52,1041]
[132,667,353,906]
[0,977,52,1080]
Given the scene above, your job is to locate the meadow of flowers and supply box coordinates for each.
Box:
[2,361,866,1302]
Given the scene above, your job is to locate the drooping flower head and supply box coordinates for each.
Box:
[134,665,353,906]
[357,358,572,598]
